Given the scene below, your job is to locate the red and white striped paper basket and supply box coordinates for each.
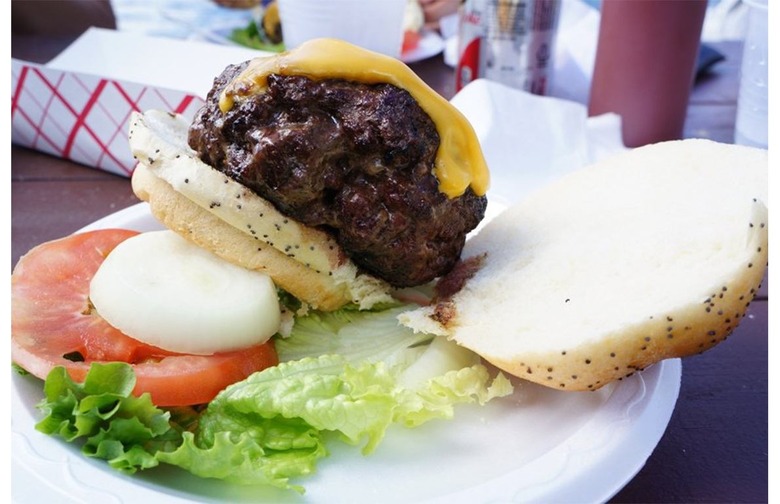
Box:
[11,59,206,177]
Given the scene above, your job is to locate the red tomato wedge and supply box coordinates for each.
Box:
[402,30,422,55]
[11,229,278,406]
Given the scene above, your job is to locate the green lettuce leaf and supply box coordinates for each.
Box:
[159,352,511,491]
[35,363,185,472]
[275,305,434,367]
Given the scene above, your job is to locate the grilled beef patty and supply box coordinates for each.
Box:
[188,61,487,287]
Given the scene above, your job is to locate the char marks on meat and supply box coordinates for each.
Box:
[189,61,487,287]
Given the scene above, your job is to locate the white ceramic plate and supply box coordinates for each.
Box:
[11,201,681,504]
[402,30,445,63]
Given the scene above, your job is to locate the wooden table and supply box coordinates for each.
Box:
[11,35,767,503]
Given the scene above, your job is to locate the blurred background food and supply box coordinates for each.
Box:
[228,0,427,54]
[260,1,282,43]
[403,0,425,53]
[229,0,284,50]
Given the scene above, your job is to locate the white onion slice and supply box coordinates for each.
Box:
[90,230,281,354]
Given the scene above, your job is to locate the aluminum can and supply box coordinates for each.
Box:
[455,0,561,95]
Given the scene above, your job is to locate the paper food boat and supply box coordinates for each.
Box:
[11,27,267,177]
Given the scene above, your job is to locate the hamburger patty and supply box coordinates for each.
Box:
[188,61,487,287]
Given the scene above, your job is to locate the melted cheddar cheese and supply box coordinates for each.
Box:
[218,38,489,198]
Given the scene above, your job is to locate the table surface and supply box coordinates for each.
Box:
[11,35,768,503]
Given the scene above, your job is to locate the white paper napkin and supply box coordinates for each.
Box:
[452,79,626,206]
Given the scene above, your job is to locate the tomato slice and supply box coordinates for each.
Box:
[11,229,278,406]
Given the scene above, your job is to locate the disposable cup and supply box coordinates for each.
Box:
[734,0,768,149]
[277,0,407,58]
[588,0,707,148]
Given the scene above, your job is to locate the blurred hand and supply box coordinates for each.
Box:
[418,0,460,30]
